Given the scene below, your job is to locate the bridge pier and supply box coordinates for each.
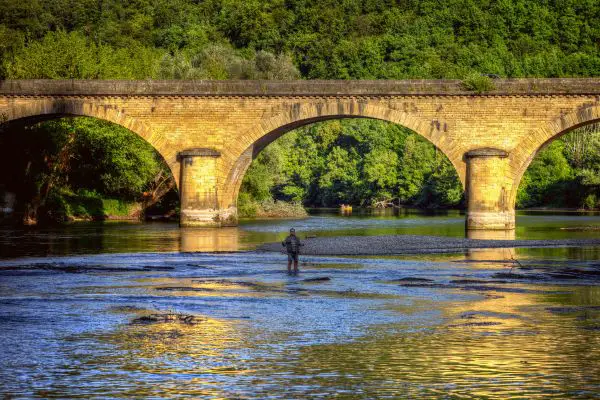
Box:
[465,148,515,231]
[178,148,237,227]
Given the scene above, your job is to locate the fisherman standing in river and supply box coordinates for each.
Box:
[282,228,303,274]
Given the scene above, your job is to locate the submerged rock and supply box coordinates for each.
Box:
[131,313,203,325]
[0,263,174,273]
[581,326,600,331]
[141,266,175,271]
[302,277,331,282]
[155,286,215,292]
[492,272,536,280]
[110,305,146,312]
[450,279,503,284]
[397,282,448,288]
[190,279,273,290]
[448,321,502,328]
[389,277,434,283]
[546,306,600,314]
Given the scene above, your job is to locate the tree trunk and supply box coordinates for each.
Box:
[141,169,176,214]
[22,132,75,225]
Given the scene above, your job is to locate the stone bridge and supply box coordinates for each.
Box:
[1,79,600,231]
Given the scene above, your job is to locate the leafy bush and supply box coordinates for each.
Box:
[583,194,598,210]
[238,192,258,218]
[256,199,307,218]
[238,194,307,218]
[461,73,496,93]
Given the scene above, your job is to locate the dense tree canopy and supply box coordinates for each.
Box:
[2,0,600,80]
[240,120,463,211]
[517,124,600,209]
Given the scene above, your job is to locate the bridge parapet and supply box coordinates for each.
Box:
[2,78,600,96]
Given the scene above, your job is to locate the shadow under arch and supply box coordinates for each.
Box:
[510,104,600,206]
[0,107,180,223]
[1,98,179,187]
[221,101,465,210]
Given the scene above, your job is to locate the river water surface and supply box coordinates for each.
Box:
[1,210,600,398]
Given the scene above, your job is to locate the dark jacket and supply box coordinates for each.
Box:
[282,235,302,253]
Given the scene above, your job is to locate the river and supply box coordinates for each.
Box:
[1,209,600,398]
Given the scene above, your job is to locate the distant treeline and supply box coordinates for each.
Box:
[1,0,600,221]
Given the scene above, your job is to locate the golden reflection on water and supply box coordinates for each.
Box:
[135,276,286,298]
[467,229,516,240]
[272,287,600,398]
[74,314,248,398]
[466,247,518,263]
[107,317,238,367]
[58,275,600,398]
[179,227,242,252]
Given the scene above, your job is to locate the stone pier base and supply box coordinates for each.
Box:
[180,207,238,228]
[178,148,238,228]
[466,227,516,240]
[466,211,516,231]
[465,148,516,232]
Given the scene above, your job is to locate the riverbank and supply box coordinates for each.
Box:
[238,198,308,218]
[260,234,600,256]
[521,207,600,213]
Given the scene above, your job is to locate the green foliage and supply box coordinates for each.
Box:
[318,146,361,205]
[583,194,599,210]
[517,141,573,208]
[240,119,464,209]
[65,118,163,199]
[517,124,600,209]
[363,148,399,189]
[157,45,299,80]
[461,73,496,93]
[5,30,162,79]
[241,140,288,202]
[42,188,140,222]
[101,198,140,217]
[397,135,436,203]
[0,117,173,222]
[237,192,259,217]
[238,193,307,218]
[417,160,464,208]
[253,199,307,218]
[3,0,600,80]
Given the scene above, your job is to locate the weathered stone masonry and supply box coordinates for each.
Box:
[1,79,600,230]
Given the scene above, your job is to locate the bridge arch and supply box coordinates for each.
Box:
[0,99,181,224]
[220,100,464,211]
[510,104,600,206]
[0,98,178,186]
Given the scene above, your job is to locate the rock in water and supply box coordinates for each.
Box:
[132,313,203,325]
[302,277,331,282]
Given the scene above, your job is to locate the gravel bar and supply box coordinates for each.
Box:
[260,235,600,256]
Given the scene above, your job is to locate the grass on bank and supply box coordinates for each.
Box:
[238,193,307,218]
[44,189,141,222]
